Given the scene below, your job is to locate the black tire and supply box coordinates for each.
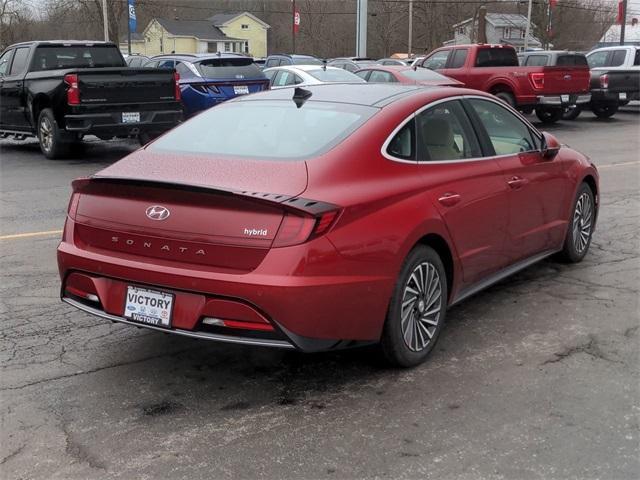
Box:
[592,103,618,119]
[619,100,630,107]
[494,91,516,107]
[535,107,563,124]
[562,105,583,121]
[381,245,448,368]
[520,107,534,115]
[138,131,160,146]
[557,183,595,263]
[37,108,70,159]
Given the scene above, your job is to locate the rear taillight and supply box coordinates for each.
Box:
[64,74,80,105]
[173,72,181,101]
[600,74,609,89]
[67,178,89,220]
[191,84,220,94]
[272,209,340,248]
[529,72,545,90]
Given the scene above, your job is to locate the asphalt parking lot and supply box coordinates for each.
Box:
[1,108,639,480]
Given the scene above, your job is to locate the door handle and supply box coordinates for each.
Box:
[507,176,527,189]
[438,192,461,207]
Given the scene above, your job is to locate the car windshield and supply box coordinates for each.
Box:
[195,57,264,79]
[31,45,125,70]
[292,57,323,65]
[402,69,454,81]
[307,68,364,82]
[149,99,376,160]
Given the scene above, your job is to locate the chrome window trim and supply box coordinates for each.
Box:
[381,94,544,165]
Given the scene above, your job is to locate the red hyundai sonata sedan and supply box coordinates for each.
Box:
[58,84,598,367]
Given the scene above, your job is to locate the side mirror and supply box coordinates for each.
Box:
[541,131,561,160]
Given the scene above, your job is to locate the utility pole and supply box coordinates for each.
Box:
[408,0,413,56]
[524,0,533,51]
[620,0,627,45]
[102,0,109,42]
[356,0,367,57]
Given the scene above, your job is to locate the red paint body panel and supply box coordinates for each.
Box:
[57,84,599,351]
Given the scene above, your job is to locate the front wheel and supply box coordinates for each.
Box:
[535,107,563,124]
[592,103,618,119]
[381,245,448,367]
[557,183,595,263]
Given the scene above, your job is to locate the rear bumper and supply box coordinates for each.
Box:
[57,221,392,352]
[590,89,637,103]
[536,94,591,106]
[64,109,183,134]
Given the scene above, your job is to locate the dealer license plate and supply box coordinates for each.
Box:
[122,112,140,123]
[561,94,570,103]
[234,85,249,95]
[620,92,627,100]
[124,286,173,328]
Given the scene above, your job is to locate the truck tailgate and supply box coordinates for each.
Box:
[592,70,640,94]
[76,68,176,104]
[542,67,590,94]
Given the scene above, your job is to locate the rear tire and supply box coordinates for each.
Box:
[381,245,448,368]
[562,105,583,120]
[535,107,562,124]
[37,108,70,159]
[494,91,516,107]
[557,183,595,263]
[592,103,618,119]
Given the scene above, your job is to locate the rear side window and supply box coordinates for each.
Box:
[9,47,30,74]
[31,46,125,71]
[476,48,519,67]
[525,55,549,66]
[449,49,468,68]
[196,58,264,79]
[150,100,376,160]
[557,55,588,66]
[387,119,415,160]
[609,50,627,67]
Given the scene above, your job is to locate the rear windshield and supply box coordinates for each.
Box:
[402,68,454,81]
[292,57,323,65]
[557,54,588,66]
[195,58,264,79]
[31,45,125,71]
[150,99,375,160]
[475,48,519,67]
[307,68,364,82]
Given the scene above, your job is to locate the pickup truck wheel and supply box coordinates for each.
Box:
[535,107,562,124]
[494,91,515,107]
[37,109,69,159]
[592,103,619,119]
[562,105,582,120]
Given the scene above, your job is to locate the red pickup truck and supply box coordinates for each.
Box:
[414,44,591,123]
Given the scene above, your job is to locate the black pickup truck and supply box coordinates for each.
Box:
[0,41,182,158]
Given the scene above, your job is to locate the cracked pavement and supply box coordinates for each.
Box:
[1,110,639,479]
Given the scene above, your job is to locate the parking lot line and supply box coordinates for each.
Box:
[598,160,640,169]
[0,230,63,241]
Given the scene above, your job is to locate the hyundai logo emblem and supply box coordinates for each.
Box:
[145,205,170,221]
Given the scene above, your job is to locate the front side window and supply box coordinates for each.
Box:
[468,98,538,156]
[9,47,30,75]
[368,70,396,83]
[416,100,481,161]
[0,50,14,76]
[587,51,608,68]
[386,119,415,160]
[150,100,376,160]
[423,50,450,70]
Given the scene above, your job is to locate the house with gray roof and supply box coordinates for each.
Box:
[447,13,542,51]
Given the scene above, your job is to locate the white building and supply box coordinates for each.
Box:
[597,19,640,47]
[448,13,542,52]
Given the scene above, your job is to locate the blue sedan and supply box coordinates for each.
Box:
[146,54,269,117]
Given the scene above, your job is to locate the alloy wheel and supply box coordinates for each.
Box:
[400,261,442,352]
[39,116,53,153]
[572,192,593,254]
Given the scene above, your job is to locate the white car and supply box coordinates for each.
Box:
[262,64,365,89]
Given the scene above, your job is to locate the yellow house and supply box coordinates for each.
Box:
[119,12,270,58]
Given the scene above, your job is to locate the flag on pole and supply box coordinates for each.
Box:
[128,0,137,33]
[293,7,300,34]
[549,0,557,8]
[617,1,625,25]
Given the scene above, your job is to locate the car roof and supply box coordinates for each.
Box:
[7,40,117,48]
[267,53,318,59]
[264,65,341,73]
[151,53,246,61]
[233,83,442,107]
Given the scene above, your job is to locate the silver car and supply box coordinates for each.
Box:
[263,64,365,89]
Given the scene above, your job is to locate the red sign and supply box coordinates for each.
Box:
[294,8,300,34]
[617,1,625,25]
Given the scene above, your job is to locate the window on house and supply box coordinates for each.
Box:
[520,29,526,39]
[458,27,465,35]
[224,42,231,52]
[241,24,249,29]
[504,27,511,38]
[244,42,249,54]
